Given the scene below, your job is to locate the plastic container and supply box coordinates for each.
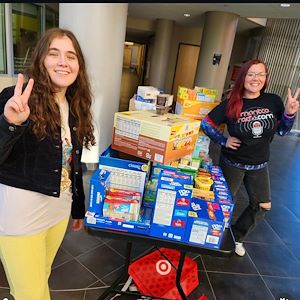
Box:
[194,176,213,190]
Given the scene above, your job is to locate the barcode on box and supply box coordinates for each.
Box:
[87,217,96,225]
[189,224,208,244]
[206,235,219,245]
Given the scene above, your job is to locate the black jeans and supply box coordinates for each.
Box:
[220,160,271,242]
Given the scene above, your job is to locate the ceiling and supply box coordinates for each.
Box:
[127,3,300,38]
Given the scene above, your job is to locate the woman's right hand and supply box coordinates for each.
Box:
[4,73,34,125]
[226,136,241,150]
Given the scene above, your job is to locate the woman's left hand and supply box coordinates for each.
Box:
[285,87,300,115]
[72,219,84,231]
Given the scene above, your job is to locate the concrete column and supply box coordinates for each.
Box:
[194,11,239,100]
[59,3,128,163]
[149,19,174,91]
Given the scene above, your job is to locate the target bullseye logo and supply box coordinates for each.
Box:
[156,259,172,275]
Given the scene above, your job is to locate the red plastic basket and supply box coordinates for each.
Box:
[128,248,199,300]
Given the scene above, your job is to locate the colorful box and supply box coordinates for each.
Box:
[150,171,193,242]
[184,198,226,249]
[137,86,160,100]
[112,111,200,164]
[194,86,218,103]
[175,98,219,120]
[99,146,150,194]
[85,206,153,235]
[102,196,141,222]
[177,86,197,100]
[192,135,211,158]
[192,188,234,228]
[87,169,111,214]
[84,148,152,234]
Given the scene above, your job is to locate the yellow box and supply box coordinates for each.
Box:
[178,86,196,101]
[112,110,201,164]
[175,98,220,120]
[194,86,218,96]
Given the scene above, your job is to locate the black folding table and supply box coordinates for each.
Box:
[87,226,235,300]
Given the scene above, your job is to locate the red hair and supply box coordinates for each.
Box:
[226,59,269,120]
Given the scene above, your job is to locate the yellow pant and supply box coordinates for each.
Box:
[0,218,69,300]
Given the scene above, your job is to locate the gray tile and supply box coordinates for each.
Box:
[77,244,125,279]
[61,228,105,257]
[246,243,300,277]
[188,271,216,300]
[286,204,300,221]
[84,281,107,300]
[0,262,8,287]
[0,289,12,300]
[200,249,258,274]
[207,272,274,300]
[100,266,128,286]
[50,290,84,300]
[285,243,300,263]
[106,240,153,260]
[267,219,300,245]
[263,276,300,300]
[49,259,98,289]
[245,219,283,244]
[52,246,73,268]
[265,204,300,223]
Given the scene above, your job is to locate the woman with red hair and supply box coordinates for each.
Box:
[201,59,299,256]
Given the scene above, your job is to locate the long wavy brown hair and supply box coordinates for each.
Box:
[226,59,269,120]
[25,28,95,149]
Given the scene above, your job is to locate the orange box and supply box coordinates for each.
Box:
[112,111,200,164]
[175,97,220,120]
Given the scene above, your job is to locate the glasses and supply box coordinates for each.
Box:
[246,72,268,79]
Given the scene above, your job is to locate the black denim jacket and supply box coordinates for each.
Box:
[0,86,85,219]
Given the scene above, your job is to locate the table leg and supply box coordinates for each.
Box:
[175,251,187,300]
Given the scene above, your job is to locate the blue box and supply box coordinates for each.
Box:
[143,164,186,208]
[85,206,152,235]
[184,198,226,249]
[149,171,193,242]
[99,146,150,194]
[193,186,234,228]
[87,169,111,213]
[85,147,152,235]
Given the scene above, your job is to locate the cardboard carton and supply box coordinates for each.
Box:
[112,111,200,164]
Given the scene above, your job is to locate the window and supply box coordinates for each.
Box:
[12,3,42,73]
[0,4,6,74]
[45,5,59,30]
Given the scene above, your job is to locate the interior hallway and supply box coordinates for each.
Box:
[0,134,300,299]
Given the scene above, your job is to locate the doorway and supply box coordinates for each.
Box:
[119,42,146,112]
[171,43,200,108]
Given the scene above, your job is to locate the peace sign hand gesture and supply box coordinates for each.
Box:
[4,73,34,125]
[285,87,300,115]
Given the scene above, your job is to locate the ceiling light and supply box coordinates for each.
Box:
[280,3,291,7]
[183,13,190,17]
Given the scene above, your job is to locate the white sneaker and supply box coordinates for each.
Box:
[235,242,246,257]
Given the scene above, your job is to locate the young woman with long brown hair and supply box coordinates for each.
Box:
[201,59,299,257]
[0,28,95,299]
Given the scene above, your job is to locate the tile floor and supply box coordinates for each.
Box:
[1,134,300,300]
